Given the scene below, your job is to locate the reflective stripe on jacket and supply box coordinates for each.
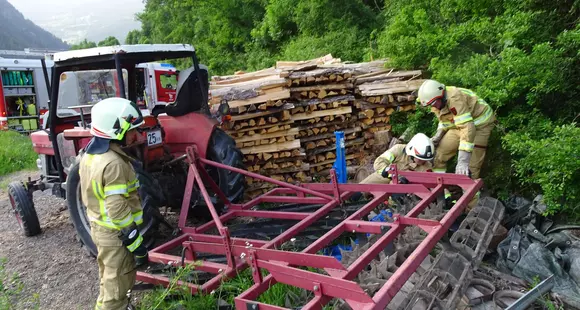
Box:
[374,144,433,177]
[79,143,143,231]
[432,86,496,152]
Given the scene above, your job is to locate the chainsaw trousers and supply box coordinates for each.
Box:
[434,122,494,211]
[433,122,494,179]
[92,225,136,310]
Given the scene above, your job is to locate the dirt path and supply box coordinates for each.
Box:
[0,172,98,310]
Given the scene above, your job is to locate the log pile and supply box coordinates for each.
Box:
[209,55,424,198]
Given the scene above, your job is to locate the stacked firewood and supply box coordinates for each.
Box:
[209,55,423,198]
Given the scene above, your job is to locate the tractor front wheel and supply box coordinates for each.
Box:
[8,182,41,237]
[66,162,160,257]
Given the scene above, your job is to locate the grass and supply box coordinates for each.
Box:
[138,266,319,309]
[0,258,39,310]
[0,130,37,177]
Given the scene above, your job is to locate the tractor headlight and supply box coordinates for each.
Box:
[36,158,42,170]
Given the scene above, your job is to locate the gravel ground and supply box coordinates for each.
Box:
[0,172,98,310]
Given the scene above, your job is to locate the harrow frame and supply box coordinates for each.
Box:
[136,146,482,309]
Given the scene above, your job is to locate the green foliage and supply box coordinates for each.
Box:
[70,39,97,50]
[504,124,580,215]
[97,36,121,47]
[377,0,580,213]
[0,131,37,176]
[0,258,39,309]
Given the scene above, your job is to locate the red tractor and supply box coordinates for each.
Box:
[7,44,245,256]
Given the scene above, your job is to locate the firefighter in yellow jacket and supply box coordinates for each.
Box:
[417,80,496,179]
[359,133,435,185]
[79,97,148,310]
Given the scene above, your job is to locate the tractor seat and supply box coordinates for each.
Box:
[63,127,92,140]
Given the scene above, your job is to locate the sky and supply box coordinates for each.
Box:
[7,0,144,44]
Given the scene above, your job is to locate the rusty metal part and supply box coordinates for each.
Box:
[493,290,525,308]
[450,197,505,267]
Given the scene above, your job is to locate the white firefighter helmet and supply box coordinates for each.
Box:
[405,133,435,161]
[90,97,144,140]
[417,79,446,107]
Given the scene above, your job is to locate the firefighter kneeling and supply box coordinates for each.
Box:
[79,97,148,310]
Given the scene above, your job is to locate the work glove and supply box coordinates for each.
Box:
[431,129,446,147]
[455,150,472,176]
[397,176,409,184]
[118,223,149,267]
[381,168,391,179]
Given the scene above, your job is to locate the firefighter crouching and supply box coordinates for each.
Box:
[350,133,435,202]
[360,133,435,185]
[417,80,496,209]
[79,97,148,310]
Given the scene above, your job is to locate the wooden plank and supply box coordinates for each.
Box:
[229,89,291,108]
[230,108,284,122]
[240,140,301,155]
[354,70,422,85]
[235,128,299,143]
[290,83,353,93]
[358,80,425,96]
[212,67,279,84]
[291,106,352,122]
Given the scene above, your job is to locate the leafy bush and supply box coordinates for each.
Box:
[503,124,580,215]
[0,131,37,176]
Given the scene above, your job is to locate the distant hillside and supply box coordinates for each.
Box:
[0,0,69,50]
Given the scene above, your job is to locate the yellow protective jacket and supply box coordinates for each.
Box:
[79,143,143,232]
[431,86,496,152]
[374,144,433,176]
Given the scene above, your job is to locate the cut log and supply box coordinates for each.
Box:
[291,106,352,121]
[235,128,299,143]
[258,118,267,126]
[249,119,256,127]
[325,152,336,160]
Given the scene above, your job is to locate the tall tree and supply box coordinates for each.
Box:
[98,36,121,47]
[70,39,97,50]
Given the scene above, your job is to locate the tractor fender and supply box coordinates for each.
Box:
[157,112,218,159]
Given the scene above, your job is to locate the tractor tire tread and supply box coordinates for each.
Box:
[8,182,41,237]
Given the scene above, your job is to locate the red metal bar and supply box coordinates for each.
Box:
[263,200,339,249]
[178,164,197,228]
[136,272,200,294]
[233,246,346,271]
[198,157,335,202]
[344,220,395,234]
[258,196,329,204]
[259,260,373,305]
[233,209,309,221]
[194,211,237,234]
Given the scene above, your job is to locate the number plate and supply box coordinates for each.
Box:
[147,130,162,146]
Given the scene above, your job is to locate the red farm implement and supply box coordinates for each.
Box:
[136,145,484,310]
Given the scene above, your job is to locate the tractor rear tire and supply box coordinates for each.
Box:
[193,128,245,219]
[8,182,41,237]
[66,162,161,257]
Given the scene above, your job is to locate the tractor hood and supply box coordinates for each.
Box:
[165,64,209,117]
